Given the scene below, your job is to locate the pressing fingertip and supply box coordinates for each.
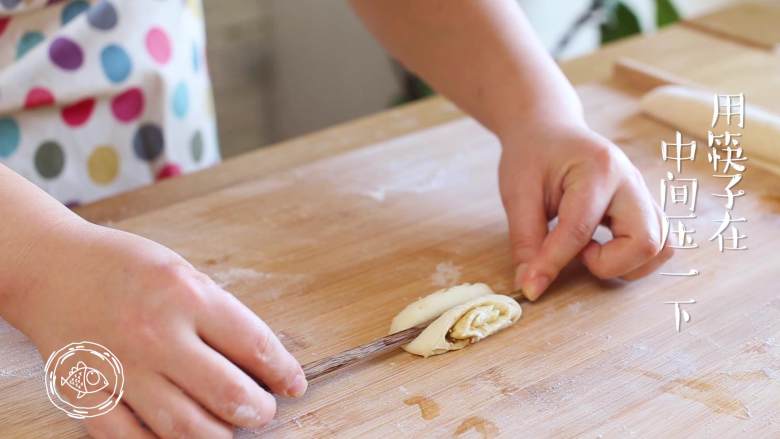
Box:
[286,371,308,398]
[513,263,528,290]
[522,273,551,302]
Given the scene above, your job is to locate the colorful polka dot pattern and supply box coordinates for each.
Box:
[17,31,44,59]
[0,118,20,158]
[133,123,165,161]
[49,37,83,70]
[88,145,119,185]
[24,87,55,109]
[87,1,117,30]
[146,27,171,65]
[111,88,144,122]
[171,82,188,118]
[61,1,89,25]
[0,0,220,204]
[61,98,95,127]
[35,140,65,179]
[100,44,132,83]
[1,0,21,10]
[0,17,11,36]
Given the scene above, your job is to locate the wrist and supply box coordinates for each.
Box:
[497,112,589,149]
[491,83,586,140]
[0,214,91,333]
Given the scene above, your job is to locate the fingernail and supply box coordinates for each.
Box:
[514,264,528,289]
[524,274,551,301]
[287,371,308,398]
[233,404,263,424]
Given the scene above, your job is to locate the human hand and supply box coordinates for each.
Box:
[5,222,306,438]
[498,120,673,301]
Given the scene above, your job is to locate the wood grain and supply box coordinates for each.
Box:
[612,58,697,92]
[302,290,527,383]
[3,5,780,438]
[682,1,780,53]
[116,83,780,437]
[3,77,779,437]
[73,19,780,225]
[72,96,463,225]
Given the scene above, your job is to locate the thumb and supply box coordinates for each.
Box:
[502,188,548,294]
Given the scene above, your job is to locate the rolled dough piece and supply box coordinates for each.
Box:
[390,283,494,333]
[389,283,522,357]
[639,85,780,175]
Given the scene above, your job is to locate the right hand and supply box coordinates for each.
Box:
[498,121,673,300]
[5,221,306,438]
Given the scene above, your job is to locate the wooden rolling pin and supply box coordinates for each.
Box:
[611,57,698,92]
[301,289,528,383]
[612,57,780,175]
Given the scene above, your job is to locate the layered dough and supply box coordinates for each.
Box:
[390,283,522,357]
[639,85,780,175]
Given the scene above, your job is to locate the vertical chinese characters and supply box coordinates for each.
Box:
[656,92,751,333]
[659,130,699,277]
[709,94,748,252]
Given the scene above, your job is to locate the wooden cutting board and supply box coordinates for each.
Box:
[3,74,778,437]
[73,16,780,226]
[6,5,780,435]
[683,1,780,52]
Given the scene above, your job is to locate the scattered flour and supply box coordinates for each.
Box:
[567,302,583,315]
[665,349,699,377]
[364,188,387,202]
[762,368,780,381]
[209,267,310,301]
[625,342,652,362]
[355,168,452,203]
[211,267,270,287]
[0,320,43,379]
[431,261,462,287]
[0,363,43,378]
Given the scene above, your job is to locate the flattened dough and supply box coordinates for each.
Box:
[390,283,522,357]
[639,85,780,175]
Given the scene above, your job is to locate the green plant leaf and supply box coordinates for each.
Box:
[600,2,642,44]
[392,74,435,106]
[656,0,681,28]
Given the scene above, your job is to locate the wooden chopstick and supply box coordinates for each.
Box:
[301,289,528,383]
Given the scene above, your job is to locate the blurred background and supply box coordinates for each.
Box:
[202,0,748,158]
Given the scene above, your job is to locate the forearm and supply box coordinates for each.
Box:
[0,163,85,318]
[350,0,584,136]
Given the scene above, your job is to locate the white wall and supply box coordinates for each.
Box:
[207,0,748,155]
[269,0,402,142]
[522,0,749,59]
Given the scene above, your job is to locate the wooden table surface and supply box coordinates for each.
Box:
[2,3,780,438]
[683,0,780,52]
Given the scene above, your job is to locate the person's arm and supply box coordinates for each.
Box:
[351,0,672,300]
[0,164,84,321]
[0,163,306,438]
[351,0,582,136]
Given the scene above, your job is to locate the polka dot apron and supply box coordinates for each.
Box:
[0,0,220,205]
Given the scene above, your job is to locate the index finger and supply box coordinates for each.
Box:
[198,288,307,398]
[523,181,610,300]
